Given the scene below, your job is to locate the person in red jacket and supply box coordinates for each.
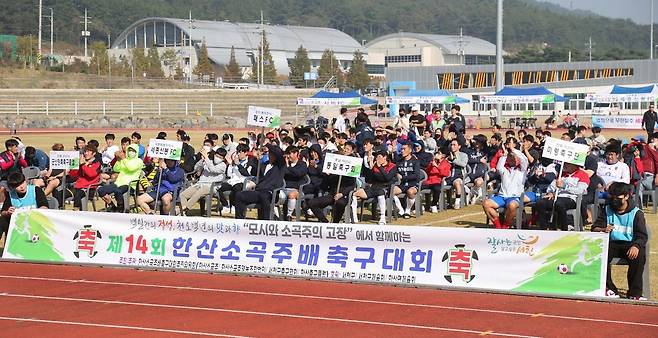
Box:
[0,138,28,184]
[640,132,658,191]
[68,144,101,210]
[423,150,451,213]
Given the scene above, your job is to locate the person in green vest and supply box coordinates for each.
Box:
[592,182,649,300]
[97,144,144,212]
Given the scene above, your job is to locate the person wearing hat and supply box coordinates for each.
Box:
[533,162,589,231]
[408,104,427,136]
[641,103,657,141]
[597,143,630,192]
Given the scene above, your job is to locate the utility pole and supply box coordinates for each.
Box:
[495,0,504,124]
[187,10,196,82]
[651,0,655,60]
[81,9,91,58]
[260,10,265,86]
[457,27,466,65]
[48,8,53,55]
[38,0,42,57]
[586,36,594,62]
[108,33,112,89]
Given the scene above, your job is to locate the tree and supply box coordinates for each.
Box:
[89,41,109,75]
[346,50,369,91]
[193,42,213,78]
[225,46,241,81]
[251,30,277,84]
[160,48,178,78]
[131,48,149,76]
[147,45,164,78]
[16,35,37,69]
[317,49,343,88]
[289,45,310,88]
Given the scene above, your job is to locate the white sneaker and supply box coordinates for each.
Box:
[606,289,620,298]
[306,209,313,216]
[454,198,462,210]
[430,206,438,213]
[378,217,387,225]
[221,207,231,214]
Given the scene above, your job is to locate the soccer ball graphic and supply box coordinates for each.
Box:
[557,263,569,274]
[31,234,40,243]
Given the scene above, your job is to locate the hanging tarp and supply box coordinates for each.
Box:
[585,85,658,103]
[297,90,378,106]
[479,86,566,104]
[385,89,470,105]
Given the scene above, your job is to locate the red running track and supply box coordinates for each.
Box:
[0,261,656,337]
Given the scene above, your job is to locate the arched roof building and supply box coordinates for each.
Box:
[111,17,364,76]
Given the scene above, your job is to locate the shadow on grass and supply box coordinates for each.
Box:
[455,220,490,229]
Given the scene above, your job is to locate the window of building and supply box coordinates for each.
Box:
[384,55,421,64]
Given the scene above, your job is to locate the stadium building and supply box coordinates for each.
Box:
[110,17,365,79]
[386,59,658,116]
[365,32,501,78]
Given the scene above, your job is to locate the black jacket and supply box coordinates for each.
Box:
[284,161,308,189]
[256,145,284,193]
[642,109,657,130]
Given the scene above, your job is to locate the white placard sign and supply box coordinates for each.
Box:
[147,139,183,160]
[247,106,282,128]
[542,137,589,166]
[49,151,80,170]
[322,153,363,178]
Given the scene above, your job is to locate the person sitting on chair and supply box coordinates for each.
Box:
[350,151,398,225]
[533,162,589,231]
[136,158,184,215]
[591,182,649,300]
[234,144,285,220]
[0,172,49,237]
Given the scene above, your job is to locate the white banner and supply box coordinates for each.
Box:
[591,115,643,130]
[297,97,362,106]
[585,93,657,103]
[479,94,555,104]
[2,209,609,298]
[49,151,80,170]
[385,96,459,105]
[247,106,282,128]
[147,139,183,161]
[542,137,590,166]
[322,153,363,178]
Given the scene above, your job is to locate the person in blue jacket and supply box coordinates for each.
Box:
[234,144,284,220]
[592,182,649,300]
[136,158,184,215]
[24,146,49,171]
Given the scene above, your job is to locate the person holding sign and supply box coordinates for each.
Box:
[350,151,398,225]
[68,145,101,210]
[533,162,589,231]
[136,159,184,215]
[592,182,648,300]
[307,145,357,223]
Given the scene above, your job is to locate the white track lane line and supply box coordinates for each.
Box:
[0,316,249,337]
[0,274,656,329]
[0,292,537,338]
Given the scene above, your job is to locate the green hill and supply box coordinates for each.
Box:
[0,0,652,60]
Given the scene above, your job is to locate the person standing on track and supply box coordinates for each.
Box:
[642,104,657,141]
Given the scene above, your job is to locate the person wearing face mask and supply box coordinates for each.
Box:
[0,172,49,237]
[136,158,184,215]
[97,144,144,212]
[533,162,589,231]
[482,139,529,229]
[178,148,227,216]
[592,182,648,300]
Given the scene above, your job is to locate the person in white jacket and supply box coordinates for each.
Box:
[482,138,530,229]
[179,148,227,215]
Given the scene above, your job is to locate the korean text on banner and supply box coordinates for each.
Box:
[592,115,643,130]
[49,151,80,170]
[3,209,609,298]
[479,95,554,104]
[323,153,362,178]
[542,137,589,166]
[247,106,281,128]
[147,139,183,161]
[296,97,361,106]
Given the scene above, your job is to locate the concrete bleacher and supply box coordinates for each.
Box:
[0,88,320,118]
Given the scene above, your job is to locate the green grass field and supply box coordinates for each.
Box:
[2,128,655,300]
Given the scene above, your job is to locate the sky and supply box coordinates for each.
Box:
[537,0,656,24]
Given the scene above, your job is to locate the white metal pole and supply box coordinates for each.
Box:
[495,0,504,124]
[84,9,89,58]
[649,0,656,60]
[103,101,106,115]
[260,10,264,86]
[45,101,48,115]
[38,0,42,57]
[210,102,213,116]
